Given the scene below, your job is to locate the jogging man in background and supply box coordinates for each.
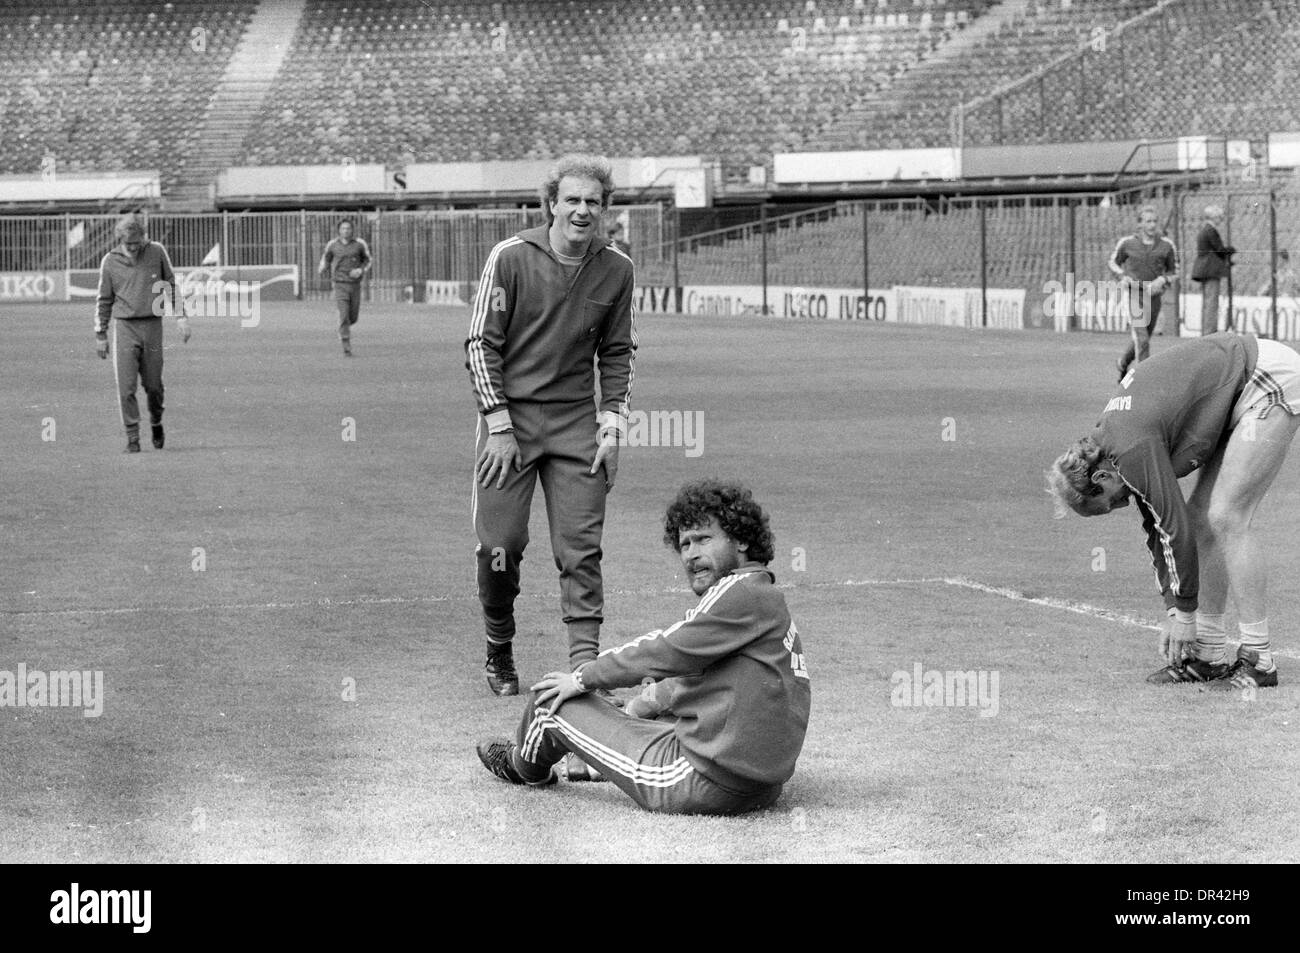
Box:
[318,219,372,357]
[94,214,190,453]
[465,153,637,696]
[1110,205,1178,380]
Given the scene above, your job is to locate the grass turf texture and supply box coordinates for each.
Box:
[2,301,1298,863]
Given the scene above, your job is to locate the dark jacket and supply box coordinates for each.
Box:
[1110,233,1178,284]
[321,237,371,284]
[1094,333,1259,613]
[581,566,812,793]
[1191,223,1234,281]
[95,241,177,331]
[465,225,636,427]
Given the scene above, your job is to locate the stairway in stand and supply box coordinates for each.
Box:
[817,0,1033,150]
[163,0,307,212]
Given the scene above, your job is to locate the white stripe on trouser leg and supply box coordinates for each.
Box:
[111,320,123,428]
[470,414,482,522]
[551,715,694,786]
[522,708,546,760]
[522,708,694,788]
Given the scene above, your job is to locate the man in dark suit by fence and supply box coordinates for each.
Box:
[1191,204,1234,335]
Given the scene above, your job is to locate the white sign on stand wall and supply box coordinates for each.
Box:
[891,286,1026,329]
[1179,293,1300,340]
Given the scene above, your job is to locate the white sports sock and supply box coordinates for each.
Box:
[1238,620,1275,672]
[1194,612,1227,664]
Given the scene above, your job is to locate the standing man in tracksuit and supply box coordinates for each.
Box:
[465,154,637,697]
[318,219,372,357]
[1110,205,1178,380]
[95,214,190,453]
[476,480,812,815]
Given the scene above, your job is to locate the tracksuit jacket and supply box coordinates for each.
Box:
[465,224,636,433]
[322,237,372,283]
[95,241,177,332]
[1093,333,1260,613]
[1110,233,1178,283]
[579,566,813,794]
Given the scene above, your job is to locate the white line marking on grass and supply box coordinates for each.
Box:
[2,586,695,618]
[7,575,1299,660]
[828,578,950,587]
[794,576,1300,661]
[816,575,1161,628]
[3,594,457,618]
[939,575,1162,631]
[0,577,968,618]
[935,575,1300,661]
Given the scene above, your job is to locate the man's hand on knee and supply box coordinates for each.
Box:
[531,669,590,715]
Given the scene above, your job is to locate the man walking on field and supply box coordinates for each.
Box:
[465,154,637,697]
[94,214,191,453]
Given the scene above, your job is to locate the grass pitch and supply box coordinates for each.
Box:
[2,301,1297,862]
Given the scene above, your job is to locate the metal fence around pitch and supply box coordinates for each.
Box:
[1174,187,1300,336]
[7,190,1299,333]
[0,205,665,303]
[639,172,1300,334]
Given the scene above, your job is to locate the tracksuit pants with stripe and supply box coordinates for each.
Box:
[517,692,784,815]
[1120,288,1163,370]
[333,281,361,341]
[474,398,607,668]
[112,316,164,438]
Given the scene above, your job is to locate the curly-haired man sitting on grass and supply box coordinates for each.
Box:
[475,479,812,815]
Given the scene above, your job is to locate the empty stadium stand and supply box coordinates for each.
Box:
[239,0,995,183]
[815,0,1159,149]
[961,0,1300,147]
[2,0,1296,210]
[0,0,256,194]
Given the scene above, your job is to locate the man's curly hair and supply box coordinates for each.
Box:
[663,479,775,564]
